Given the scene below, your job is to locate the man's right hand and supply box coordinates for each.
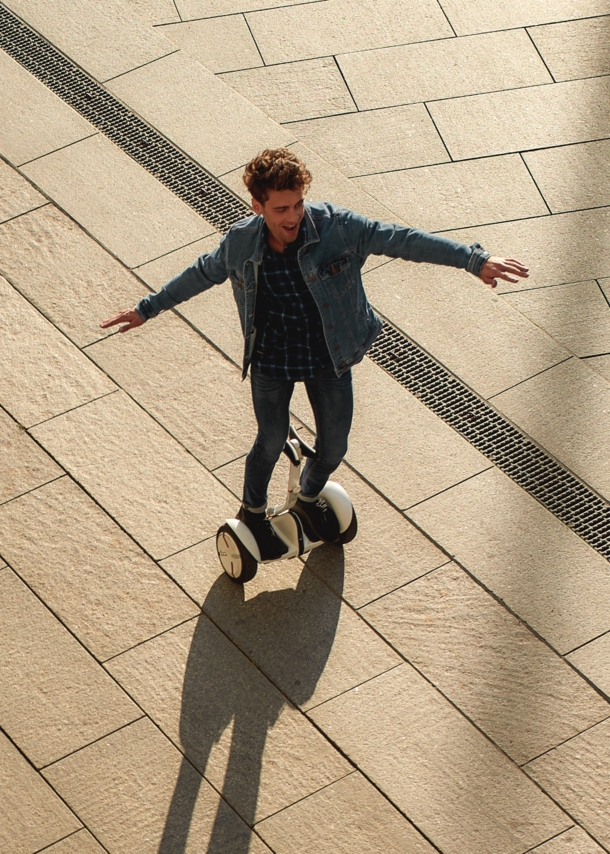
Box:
[100,309,144,333]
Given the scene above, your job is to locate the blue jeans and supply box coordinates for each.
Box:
[243,365,354,508]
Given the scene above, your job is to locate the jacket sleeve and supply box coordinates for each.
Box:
[339,208,490,278]
[135,235,230,320]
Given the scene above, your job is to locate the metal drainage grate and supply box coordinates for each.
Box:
[2,3,610,560]
[369,323,610,559]
[0,4,250,233]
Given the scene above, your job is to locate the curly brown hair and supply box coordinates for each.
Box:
[243,148,312,204]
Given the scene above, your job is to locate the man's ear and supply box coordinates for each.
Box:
[251,197,264,215]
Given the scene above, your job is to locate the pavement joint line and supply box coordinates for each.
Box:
[0,473,68,508]
[303,661,405,713]
[100,46,180,83]
[565,627,610,657]
[401,465,495,512]
[521,713,610,768]
[131,229,219,268]
[251,768,359,827]
[519,150,554,215]
[521,827,578,854]
[423,100,453,162]
[15,131,100,166]
[3,5,610,562]
[524,25,558,84]
[353,559,454,611]
[0,202,50,227]
[38,715,148,772]
[158,533,215,563]
[434,0,458,38]
[32,827,102,854]
[485,356,574,401]
[583,351,610,359]
[25,389,121,430]
[596,279,610,309]
[500,277,600,295]
[432,208,555,234]
[100,614,200,664]
[243,11,267,68]
[175,0,330,26]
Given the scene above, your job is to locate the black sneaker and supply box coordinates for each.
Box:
[237,506,288,561]
[293,496,340,544]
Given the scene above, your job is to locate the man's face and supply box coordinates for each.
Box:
[252,187,305,251]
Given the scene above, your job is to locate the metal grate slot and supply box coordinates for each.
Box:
[2,2,610,560]
[369,324,610,559]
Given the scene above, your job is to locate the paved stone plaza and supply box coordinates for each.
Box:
[2,0,610,851]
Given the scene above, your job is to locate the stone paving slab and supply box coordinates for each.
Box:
[221,57,356,124]
[0,49,95,167]
[444,206,610,291]
[363,259,568,399]
[285,104,450,178]
[256,771,437,854]
[43,716,273,854]
[503,280,610,358]
[0,406,62,505]
[291,358,490,510]
[4,0,176,82]
[246,0,453,64]
[356,154,549,231]
[0,159,47,224]
[0,569,140,768]
[492,357,610,499]
[524,139,610,212]
[310,664,571,854]
[526,718,610,849]
[437,0,610,35]
[106,617,352,822]
[528,16,610,82]
[408,467,610,654]
[361,562,610,765]
[0,205,152,348]
[0,730,82,854]
[531,828,607,854]
[0,274,116,428]
[30,391,235,560]
[337,29,551,111]
[568,632,610,697]
[158,16,263,73]
[106,50,293,178]
[21,134,211,269]
[87,310,257,470]
[428,76,610,160]
[0,477,199,661]
[42,829,107,854]
[200,557,401,711]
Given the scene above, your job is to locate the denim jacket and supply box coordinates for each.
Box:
[136,201,489,379]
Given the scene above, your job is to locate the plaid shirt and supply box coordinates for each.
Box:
[253,223,332,380]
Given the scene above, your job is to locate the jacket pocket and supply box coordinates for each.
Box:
[318,253,353,296]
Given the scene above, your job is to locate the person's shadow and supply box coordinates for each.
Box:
[158,546,345,853]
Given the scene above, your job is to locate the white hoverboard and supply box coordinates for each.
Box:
[216,427,357,583]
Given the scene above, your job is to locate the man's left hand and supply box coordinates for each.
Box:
[480,257,529,288]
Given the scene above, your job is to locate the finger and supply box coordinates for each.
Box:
[100,312,128,329]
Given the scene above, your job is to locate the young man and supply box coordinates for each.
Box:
[102,148,528,559]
